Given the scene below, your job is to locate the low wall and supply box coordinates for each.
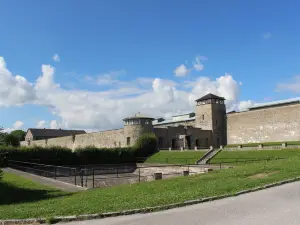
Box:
[224,145,300,151]
[20,128,125,151]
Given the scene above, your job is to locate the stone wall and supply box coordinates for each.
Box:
[227,103,300,144]
[21,128,125,151]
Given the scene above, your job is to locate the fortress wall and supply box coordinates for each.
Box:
[227,103,300,144]
[22,128,125,151]
[30,139,47,147]
[73,128,125,149]
[47,136,74,148]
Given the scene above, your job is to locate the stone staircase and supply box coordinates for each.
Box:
[196,148,222,164]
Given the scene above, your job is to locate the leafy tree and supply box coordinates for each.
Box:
[3,134,20,147]
[10,130,26,142]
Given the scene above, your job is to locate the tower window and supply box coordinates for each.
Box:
[127,137,131,146]
[202,114,205,120]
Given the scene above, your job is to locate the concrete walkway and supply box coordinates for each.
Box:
[59,181,300,225]
[3,168,86,192]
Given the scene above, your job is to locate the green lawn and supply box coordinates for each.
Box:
[209,149,300,164]
[145,151,206,164]
[226,141,300,148]
[2,155,300,219]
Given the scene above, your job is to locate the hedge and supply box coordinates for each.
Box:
[0,133,158,166]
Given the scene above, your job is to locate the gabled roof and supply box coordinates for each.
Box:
[195,93,225,102]
[27,128,86,137]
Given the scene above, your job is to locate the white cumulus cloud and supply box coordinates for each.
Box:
[0,57,36,107]
[2,120,24,133]
[0,56,253,131]
[174,64,190,77]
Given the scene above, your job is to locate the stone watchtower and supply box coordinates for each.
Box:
[195,93,227,147]
[123,113,155,147]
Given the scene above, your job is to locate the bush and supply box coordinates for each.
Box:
[0,169,2,181]
[133,133,158,159]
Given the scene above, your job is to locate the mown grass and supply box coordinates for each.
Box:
[209,149,300,164]
[226,141,300,148]
[2,155,300,220]
[145,151,206,164]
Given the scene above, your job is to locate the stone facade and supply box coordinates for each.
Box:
[227,102,300,144]
[21,93,300,150]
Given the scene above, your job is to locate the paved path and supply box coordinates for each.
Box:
[59,181,300,225]
[4,168,86,192]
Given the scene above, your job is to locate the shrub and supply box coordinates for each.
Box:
[75,146,136,165]
[0,169,2,181]
[133,133,158,159]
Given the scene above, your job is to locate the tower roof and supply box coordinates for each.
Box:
[195,93,225,102]
[123,112,155,121]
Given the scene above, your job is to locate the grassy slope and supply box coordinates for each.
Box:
[145,151,206,164]
[210,149,300,163]
[2,156,300,219]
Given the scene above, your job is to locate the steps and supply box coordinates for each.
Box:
[196,148,222,164]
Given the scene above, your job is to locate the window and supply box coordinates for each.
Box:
[202,114,205,120]
[145,120,149,124]
[216,120,218,126]
[127,137,131,146]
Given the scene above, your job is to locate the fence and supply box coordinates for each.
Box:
[7,160,213,189]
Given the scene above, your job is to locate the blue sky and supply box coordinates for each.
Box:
[1,0,300,132]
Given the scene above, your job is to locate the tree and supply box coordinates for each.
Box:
[10,130,26,142]
[3,134,20,147]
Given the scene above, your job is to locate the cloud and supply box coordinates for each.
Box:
[0,57,36,107]
[276,75,300,93]
[262,32,272,39]
[52,54,60,62]
[174,64,190,77]
[50,120,60,129]
[193,56,207,71]
[0,56,250,131]
[36,120,47,128]
[2,120,24,133]
[174,56,207,77]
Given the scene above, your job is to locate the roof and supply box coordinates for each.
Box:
[28,128,86,137]
[172,112,195,117]
[195,93,225,102]
[249,98,300,110]
[123,112,155,121]
[153,117,195,126]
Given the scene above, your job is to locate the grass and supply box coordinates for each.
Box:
[226,141,300,148]
[209,149,300,164]
[3,155,300,219]
[145,151,206,164]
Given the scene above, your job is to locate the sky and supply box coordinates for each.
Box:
[1,0,300,132]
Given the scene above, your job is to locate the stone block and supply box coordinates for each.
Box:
[220,145,223,149]
[169,147,172,151]
[282,143,287,148]
[194,146,198,151]
[210,146,214,150]
[258,144,263,149]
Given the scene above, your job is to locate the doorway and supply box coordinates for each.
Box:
[185,136,191,149]
[171,139,176,149]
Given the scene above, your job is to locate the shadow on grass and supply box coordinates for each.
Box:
[0,181,72,205]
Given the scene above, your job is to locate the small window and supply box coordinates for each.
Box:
[145,120,149,124]
[127,137,131,146]
[202,114,205,120]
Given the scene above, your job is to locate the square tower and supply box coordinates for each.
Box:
[195,93,226,147]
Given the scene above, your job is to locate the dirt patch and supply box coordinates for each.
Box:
[248,171,278,179]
